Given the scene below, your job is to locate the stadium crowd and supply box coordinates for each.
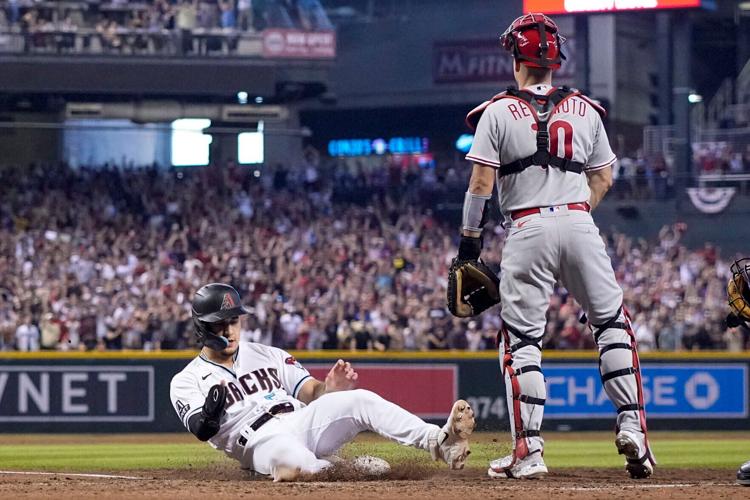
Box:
[0,160,747,353]
[5,0,331,32]
[2,0,331,54]
[611,142,750,200]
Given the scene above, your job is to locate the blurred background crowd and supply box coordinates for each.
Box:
[2,159,746,353]
[1,0,331,54]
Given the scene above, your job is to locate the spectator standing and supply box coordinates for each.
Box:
[175,0,198,54]
[15,315,40,351]
[237,0,253,31]
[219,0,236,29]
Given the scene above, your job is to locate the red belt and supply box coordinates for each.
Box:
[510,202,591,221]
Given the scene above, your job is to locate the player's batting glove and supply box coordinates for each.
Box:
[447,235,501,318]
[202,383,228,420]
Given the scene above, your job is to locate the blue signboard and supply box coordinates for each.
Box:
[543,363,748,419]
[327,137,429,157]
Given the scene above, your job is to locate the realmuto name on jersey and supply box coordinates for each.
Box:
[225,368,283,408]
[507,96,589,122]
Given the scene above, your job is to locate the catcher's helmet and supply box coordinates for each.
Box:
[500,13,566,69]
[191,283,251,351]
[728,258,750,323]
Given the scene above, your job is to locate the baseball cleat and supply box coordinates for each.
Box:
[615,430,655,479]
[431,399,476,469]
[736,460,750,486]
[488,451,547,479]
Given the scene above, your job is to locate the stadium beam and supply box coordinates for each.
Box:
[671,14,692,209]
[574,15,590,93]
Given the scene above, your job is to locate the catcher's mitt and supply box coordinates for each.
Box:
[447,236,500,317]
[728,258,750,328]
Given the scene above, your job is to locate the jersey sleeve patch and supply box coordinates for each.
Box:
[176,400,191,420]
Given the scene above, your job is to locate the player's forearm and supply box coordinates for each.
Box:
[462,163,496,238]
[297,378,327,405]
[586,166,614,210]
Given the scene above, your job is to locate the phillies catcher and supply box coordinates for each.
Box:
[170,283,475,481]
[449,13,655,479]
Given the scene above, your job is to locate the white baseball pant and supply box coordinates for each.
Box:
[238,389,440,477]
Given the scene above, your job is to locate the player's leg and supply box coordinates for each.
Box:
[245,426,332,481]
[289,389,475,469]
[558,211,655,478]
[489,217,557,479]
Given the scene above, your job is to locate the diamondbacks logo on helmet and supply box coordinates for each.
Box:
[221,292,236,310]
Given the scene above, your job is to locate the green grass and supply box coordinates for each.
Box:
[0,443,225,470]
[343,437,749,470]
[0,433,747,472]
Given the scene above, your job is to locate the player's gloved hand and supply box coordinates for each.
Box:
[447,235,501,318]
[324,359,358,393]
[202,383,228,420]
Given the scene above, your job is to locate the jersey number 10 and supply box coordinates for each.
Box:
[549,120,574,160]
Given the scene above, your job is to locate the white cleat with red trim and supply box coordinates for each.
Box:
[487,451,548,479]
[615,430,655,479]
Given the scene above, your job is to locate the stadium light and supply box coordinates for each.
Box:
[237,91,249,105]
[688,93,703,104]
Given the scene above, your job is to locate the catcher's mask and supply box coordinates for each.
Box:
[500,12,566,69]
[191,283,251,351]
[728,258,750,322]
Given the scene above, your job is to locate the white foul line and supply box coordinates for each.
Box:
[0,470,144,480]
[546,482,734,491]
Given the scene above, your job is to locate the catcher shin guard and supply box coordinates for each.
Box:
[500,326,545,465]
[594,307,655,476]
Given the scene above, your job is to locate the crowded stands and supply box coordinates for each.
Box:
[0,0,332,55]
[1,159,746,353]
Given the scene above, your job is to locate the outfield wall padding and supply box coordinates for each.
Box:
[0,351,747,432]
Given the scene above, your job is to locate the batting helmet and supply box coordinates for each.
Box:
[728,258,750,323]
[500,13,566,69]
[191,283,251,351]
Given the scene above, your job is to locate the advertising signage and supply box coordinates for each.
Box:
[433,38,576,85]
[0,365,154,422]
[328,137,429,157]
[523,0,714,14]
[541,363,747,419]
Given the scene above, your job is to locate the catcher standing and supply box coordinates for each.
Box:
[448,13,655,479]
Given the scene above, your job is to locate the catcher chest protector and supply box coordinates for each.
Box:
[465,87,606,178]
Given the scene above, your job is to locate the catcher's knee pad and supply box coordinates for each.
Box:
[594,307,650,441]
[500,326,545,462]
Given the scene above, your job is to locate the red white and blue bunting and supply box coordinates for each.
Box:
[686,187,736,214]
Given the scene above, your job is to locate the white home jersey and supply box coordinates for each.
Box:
[170,342,312,462]
[466,84,616,216]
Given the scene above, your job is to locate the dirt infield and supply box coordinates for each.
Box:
[0,467,745,500]
[2,433,747,499]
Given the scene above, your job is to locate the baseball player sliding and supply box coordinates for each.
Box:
[170,283,475,481]
[447,13,654,480]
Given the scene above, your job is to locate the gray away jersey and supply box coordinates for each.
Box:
[170,342,312,461]
[466,84,617,216]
